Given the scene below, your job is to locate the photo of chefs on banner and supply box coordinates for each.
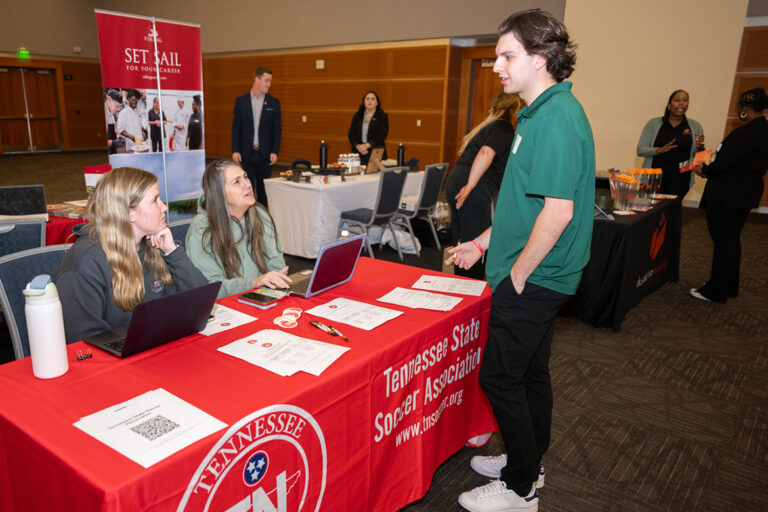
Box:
[102,88,204,154]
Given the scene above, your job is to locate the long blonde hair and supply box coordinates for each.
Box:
[458,92,520,156]
[86,167,172,311]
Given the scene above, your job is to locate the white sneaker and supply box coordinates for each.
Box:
[470,455,545,488]
[689,288,711,302]
[458,481,538,512]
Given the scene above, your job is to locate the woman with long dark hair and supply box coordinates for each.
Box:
[637,89,705,196]
[690,87,768,303]
[185,160,290,298]
[347,90,389,165]
[56,167,208,342]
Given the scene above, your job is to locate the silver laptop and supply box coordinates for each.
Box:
[84,282,221,357]
[282,234,366,298]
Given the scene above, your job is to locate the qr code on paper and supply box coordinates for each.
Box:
[130,414,180,441]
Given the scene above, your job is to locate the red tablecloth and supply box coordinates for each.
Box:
[46,216,84,245]
[0,258,494,511]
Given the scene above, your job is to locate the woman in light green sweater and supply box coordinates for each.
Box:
[185,160,291,298]
[636,89,705,196]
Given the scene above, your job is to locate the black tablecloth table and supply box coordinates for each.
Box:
[564,196,682,331]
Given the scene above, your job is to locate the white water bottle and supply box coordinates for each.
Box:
[23,274,69,379]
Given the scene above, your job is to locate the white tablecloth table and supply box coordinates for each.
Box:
[265,172,423,258]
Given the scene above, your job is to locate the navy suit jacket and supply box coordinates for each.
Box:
[231,92,282,160]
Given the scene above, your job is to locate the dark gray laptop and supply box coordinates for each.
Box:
[283,234,366,298]
[84,282,221,357]
[0,185,47,216]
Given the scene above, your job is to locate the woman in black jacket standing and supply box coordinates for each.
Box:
[690,87,768,303]
[348,91,389,165]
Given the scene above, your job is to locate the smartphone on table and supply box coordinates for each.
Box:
[237,289,284,309]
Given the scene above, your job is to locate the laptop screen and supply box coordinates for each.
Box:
[0,185,47,215]
[307,234,365,296]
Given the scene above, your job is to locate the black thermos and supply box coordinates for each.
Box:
[397,143,405,166]
[319,140,328,168]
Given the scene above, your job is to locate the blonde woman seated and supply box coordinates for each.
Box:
[56,167,208,343]
[185,160,291,298]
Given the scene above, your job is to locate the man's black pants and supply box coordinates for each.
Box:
[479,277,569,496]
[242,151,272,208]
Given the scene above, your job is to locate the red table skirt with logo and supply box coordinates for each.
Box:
[0,258,495,511]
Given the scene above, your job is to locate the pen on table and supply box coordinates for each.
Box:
[328,325,349,342]
[310,320,349,342]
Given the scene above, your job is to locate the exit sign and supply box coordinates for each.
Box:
[17,48,30,59]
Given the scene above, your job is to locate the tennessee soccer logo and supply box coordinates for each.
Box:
[649,213,667,260]
[243,451,269,486]
[178,405,327,512]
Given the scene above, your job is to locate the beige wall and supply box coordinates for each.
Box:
[564,0,749,203]
[0,0,101,59]
[97,0,562,54]
[2,0,560,59]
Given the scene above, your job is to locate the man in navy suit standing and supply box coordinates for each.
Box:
[232,67,282,207]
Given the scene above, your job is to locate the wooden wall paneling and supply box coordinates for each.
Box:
[727,73,768,118]
[441,45,463,168]
[453,45,497,160]
[60,61,105,149]
[203,45,451,162]
[728,25,768,207]
[737,26,768,72]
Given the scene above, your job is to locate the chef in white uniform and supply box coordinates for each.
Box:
[173,96,190,151]
[116,89,142,152]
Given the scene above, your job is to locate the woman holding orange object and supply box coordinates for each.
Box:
[637,89,704,197]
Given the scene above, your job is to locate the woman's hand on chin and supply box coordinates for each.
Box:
[147,227,177,254]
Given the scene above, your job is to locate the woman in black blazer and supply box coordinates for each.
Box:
[690,87,768,303]
[348,91,389,165]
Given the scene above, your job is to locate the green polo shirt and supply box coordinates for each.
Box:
[486,81,595,295]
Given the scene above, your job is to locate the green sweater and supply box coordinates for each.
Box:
[636,116,704,167]
[185,207,286,298]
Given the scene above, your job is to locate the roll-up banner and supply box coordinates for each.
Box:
[95,9,204,222]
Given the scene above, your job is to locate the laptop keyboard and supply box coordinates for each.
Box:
[104,339,125,351]
[288,279,309,295]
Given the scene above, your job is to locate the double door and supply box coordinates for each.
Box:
[0,66,62,153]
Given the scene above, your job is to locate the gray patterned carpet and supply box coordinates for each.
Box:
[398,212,768,512]
[1,151,766,510]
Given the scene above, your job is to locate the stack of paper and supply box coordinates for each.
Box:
[378,287,462,311]
[217,329,349,376]
[73,388,227,468]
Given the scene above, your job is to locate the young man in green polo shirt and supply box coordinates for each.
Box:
[450,9,595,512]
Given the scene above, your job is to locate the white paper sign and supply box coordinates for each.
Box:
[412,274,486,296]
[199,305,257,336]
[73,388,226,468]
[378,287,462,311]
[306,297,402,331]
